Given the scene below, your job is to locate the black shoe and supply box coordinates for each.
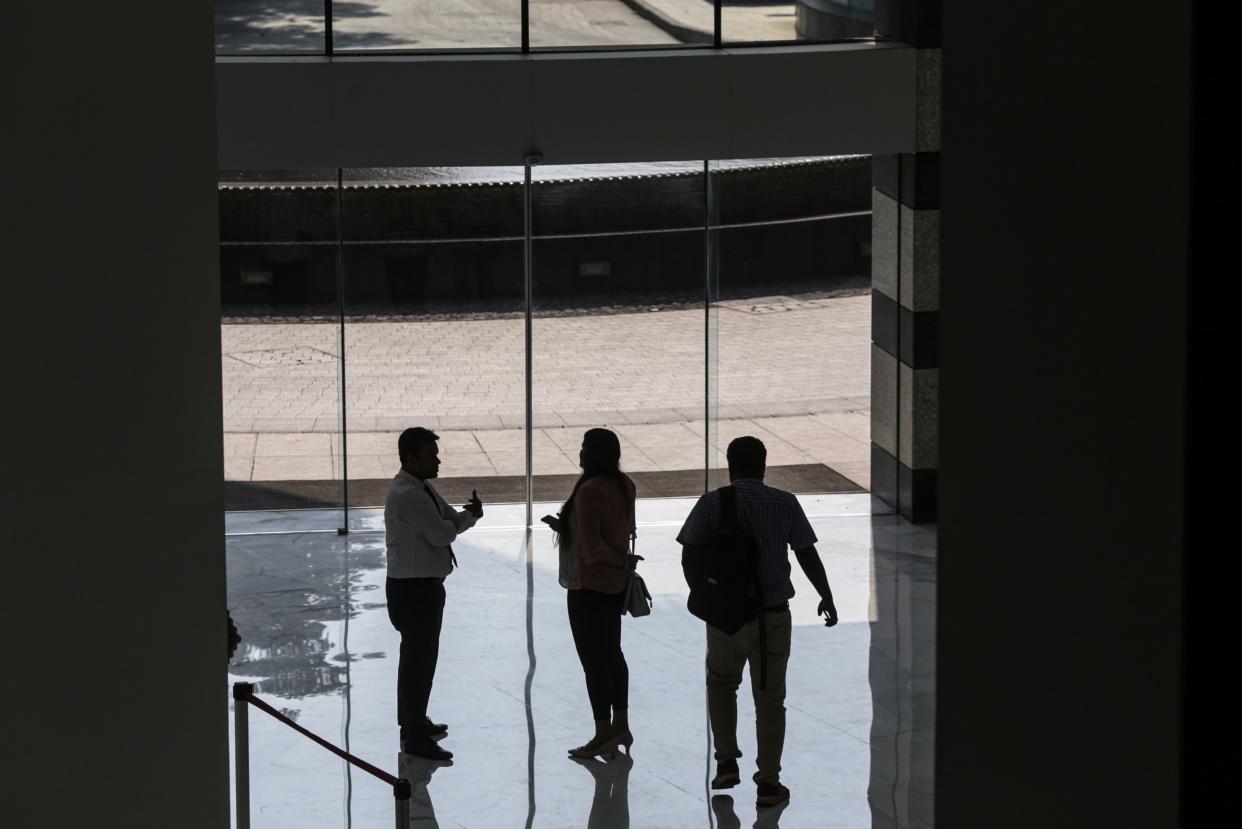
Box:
[755,781,790,808]
[424,716,448,739]
[402,738,453,762]
[711,759,740,790]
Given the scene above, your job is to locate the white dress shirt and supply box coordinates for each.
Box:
[384,469,479,579]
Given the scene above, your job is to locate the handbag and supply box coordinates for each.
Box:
[625,570,652,617]
[625,574,655,618]
[623,499,652,617]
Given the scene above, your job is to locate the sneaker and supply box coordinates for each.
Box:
[756,781,790,808]
[711,759,741,789]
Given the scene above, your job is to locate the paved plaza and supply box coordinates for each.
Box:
[222,293,872,491]
[215,0,797,52]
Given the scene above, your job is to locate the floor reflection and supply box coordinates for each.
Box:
[571,753,633,829]
[225,497,935,828]
[868,521,936,829]
[713,793,790,829]
[227,533,385,699]
[398,755,450,828]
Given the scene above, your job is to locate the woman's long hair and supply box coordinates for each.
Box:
[555,428,633,550]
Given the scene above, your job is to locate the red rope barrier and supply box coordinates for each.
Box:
[243,691,398,786]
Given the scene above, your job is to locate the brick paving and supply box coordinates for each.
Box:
[222,292,871,490]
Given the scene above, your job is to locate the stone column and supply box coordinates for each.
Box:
[871,1,940,523]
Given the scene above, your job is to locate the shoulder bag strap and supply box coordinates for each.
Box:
[617,475,637,557]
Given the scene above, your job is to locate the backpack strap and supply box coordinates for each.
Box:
[726,484,768,690]
[719,485,738,529]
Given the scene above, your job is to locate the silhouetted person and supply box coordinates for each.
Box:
[541,428,640,759]
[677,436,838,810]
[385,427,484,762]
[572,751,633,828]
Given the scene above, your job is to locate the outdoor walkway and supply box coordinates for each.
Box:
[222,294,871,492]
[215,0,797,51]
[224,412,871,492]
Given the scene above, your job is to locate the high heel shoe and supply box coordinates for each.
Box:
[594,728,634,758]
[568,728,633,759]
[567,732,613,759]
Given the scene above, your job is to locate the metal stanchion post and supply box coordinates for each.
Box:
[394,778,411,828]
[233,682,253,829]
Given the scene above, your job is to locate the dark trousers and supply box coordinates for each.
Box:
[386,577,446,743]
[567,588,629,722]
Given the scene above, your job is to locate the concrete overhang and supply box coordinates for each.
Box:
[217,43,917,168]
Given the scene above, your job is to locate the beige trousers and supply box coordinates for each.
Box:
[705,608,792,784]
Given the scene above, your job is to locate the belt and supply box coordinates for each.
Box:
[388,575,445,584]
[763,601,789,612]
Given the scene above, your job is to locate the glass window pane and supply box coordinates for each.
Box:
[531,162,707,500]
[722,0,875,44]
[708,157,872,494]
[219,170,344,515]
[333,2,522,51]
[530,0,712,49]
[215,1,327,53]
[341,167,527,507]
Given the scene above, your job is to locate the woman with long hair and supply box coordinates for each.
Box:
[541,428,640,759]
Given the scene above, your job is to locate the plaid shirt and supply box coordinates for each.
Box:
[676,479,818,606]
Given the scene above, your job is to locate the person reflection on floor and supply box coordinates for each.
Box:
[572,751,633,829]
[711,793,789,829]
[397,754,445,828]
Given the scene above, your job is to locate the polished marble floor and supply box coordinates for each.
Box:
[226,495,934,828]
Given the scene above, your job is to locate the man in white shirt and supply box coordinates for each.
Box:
[386,427,483,761]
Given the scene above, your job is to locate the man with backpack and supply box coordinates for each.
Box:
[677,435,839,809]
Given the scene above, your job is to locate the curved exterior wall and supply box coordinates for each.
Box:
[796,0,877,40]
[219,157,872,315]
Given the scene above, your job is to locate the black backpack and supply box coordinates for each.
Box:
[682,486,763,635]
